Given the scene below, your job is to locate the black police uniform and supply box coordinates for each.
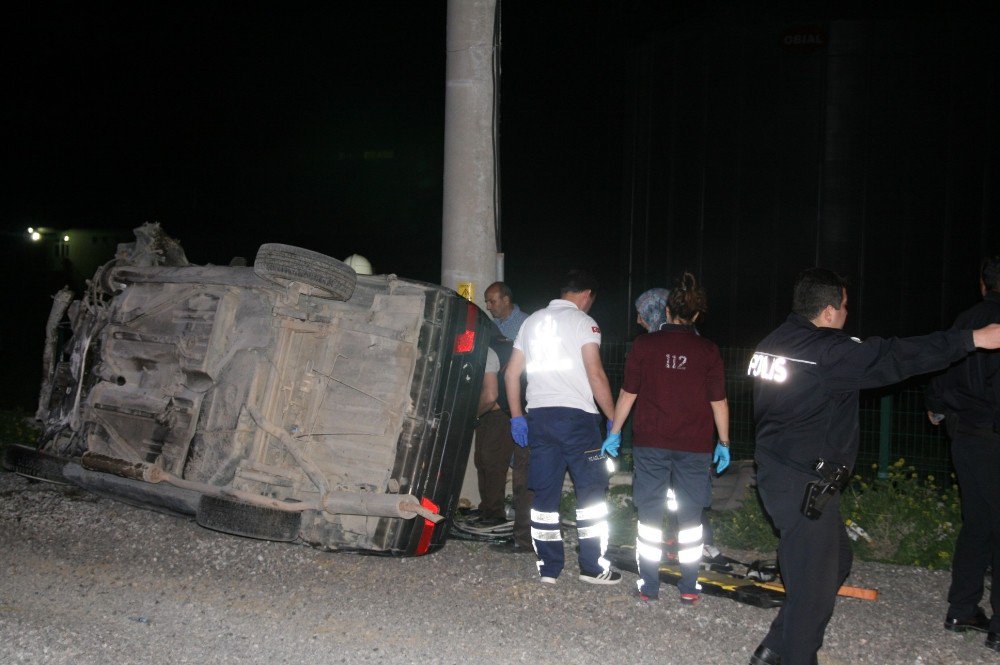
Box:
[926,290,1000,631]
[750,313,975,665]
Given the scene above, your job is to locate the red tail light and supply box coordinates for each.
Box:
[415,497,440,555]
[453,302,478,354]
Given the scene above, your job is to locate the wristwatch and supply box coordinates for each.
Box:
[717,440,730,447]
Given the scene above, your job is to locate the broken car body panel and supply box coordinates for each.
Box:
[30,224,490,555]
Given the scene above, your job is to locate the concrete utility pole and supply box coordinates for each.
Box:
[443,0,499,510]
[442,0,499,304]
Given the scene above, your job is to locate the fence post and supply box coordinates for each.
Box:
[878,394,892,479]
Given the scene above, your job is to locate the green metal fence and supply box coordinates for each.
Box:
[602,342,952,478]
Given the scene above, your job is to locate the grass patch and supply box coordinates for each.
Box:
[561,457,962,570]
[0,408,40,450]
[706,458,962,569]
[840,459,961,569]
[708,490,779,553]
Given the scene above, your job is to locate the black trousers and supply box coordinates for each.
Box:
[757,461,854,665]
[474,410,514,520]
[511,444,534,547]
[948,434,1000,629]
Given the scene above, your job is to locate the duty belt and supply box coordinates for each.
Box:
[755,446,832,479]
[801,459,851,520]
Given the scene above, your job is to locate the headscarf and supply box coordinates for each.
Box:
[634,287,670,332]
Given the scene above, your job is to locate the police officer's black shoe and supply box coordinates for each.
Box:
[986,632,1000,652]
[749,644,780,665]
[944,608,990,633]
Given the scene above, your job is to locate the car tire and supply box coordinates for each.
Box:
[253,243,357,300]
[2,444,69,484]
[195,495,302,542]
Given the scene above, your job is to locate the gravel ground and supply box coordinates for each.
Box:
[0,471,995,665]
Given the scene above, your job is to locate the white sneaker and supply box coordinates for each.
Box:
[579,569,622,585]
[540,576,557,584]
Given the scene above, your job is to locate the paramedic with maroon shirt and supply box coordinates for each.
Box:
[602,272,730,604]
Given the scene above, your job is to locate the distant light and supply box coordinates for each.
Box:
[63,235,70,242]
[31,231,41,241]
[27,227,34,234]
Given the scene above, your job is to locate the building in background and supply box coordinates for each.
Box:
[26,226,130,291]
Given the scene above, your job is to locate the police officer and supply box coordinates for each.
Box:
[926,255,1000,653]
[505,269,621,585]
[748,267,1000,665]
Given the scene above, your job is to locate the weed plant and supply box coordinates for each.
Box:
[708,457,962,569]
[840,459,961,569]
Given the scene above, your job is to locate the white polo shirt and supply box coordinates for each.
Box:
[513,298,602,414]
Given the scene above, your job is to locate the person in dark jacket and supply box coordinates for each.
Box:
[926,255,1000,652]
[747,267,1000,665]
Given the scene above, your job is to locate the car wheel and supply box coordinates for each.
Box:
[195,495,302,542]
[253,243,357,300]
[2,444,69,484]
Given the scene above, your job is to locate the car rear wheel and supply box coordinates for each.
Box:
[254,243,357,300]
[195,495,302,542]
[2,444,69,484]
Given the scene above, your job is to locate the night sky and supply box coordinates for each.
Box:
[3,3,659,306]
[5,4,454,268]
[3,3,652,275]
[2,2,997,408]
[1,2,641,406]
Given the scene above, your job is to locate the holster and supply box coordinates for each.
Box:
[800,458,850,520]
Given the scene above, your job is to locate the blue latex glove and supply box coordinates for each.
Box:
[606,418,614,435]
[713,442,730,474]
[601,432,621,458]
[510,416,528,447]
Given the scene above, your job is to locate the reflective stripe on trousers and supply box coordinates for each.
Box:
[632,446,711,596]
[634,520,664,593]
[526,407,610,579]
[577,502,611,573]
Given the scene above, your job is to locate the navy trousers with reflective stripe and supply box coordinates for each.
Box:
[632,446,711,596]
[527,406,608,579]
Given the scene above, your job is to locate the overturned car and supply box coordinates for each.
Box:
[6,224,491,556]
